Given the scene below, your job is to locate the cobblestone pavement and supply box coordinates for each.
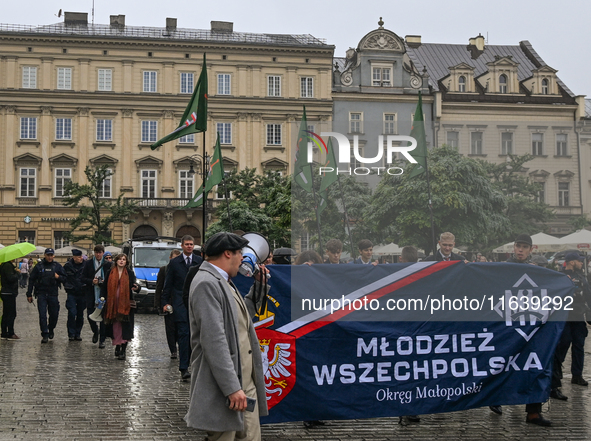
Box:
[2,289,591,440]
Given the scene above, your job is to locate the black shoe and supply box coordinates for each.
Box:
[92,332,99,344]
[170,352,178,359]
[115,345,121,357]
[572,376,589,386]
[118,351,126,360]
[41,337,49,344]
[98,341,105,349]
[550,388,568,400]
[48,330,54,340]
[303,420,325,428]
[74,336,82,341]
[181,369,191,380]
[69,336,75,341]
[526,414,552,427]
[489,405,503,415]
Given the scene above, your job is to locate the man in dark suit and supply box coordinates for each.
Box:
[155,249,182,359]
[81,245,111,348]
[162,235,203,380]
[423,232,467,262]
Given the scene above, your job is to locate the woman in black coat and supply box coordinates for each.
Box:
[101,253,139,360]
[0,259,21,339]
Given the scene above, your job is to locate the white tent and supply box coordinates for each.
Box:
[558,229,591,252]
[373,243,404,256]
[31,245,48,255]
[493,232,565,253]
[54,245,88,256]
[104,245,123,254]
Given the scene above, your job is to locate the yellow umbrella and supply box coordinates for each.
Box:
[0,242,36,264]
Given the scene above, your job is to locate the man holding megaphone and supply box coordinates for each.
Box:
[185,232,269,440]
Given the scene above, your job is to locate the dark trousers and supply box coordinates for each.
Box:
[0,294,17,337]
[552,321,588,389]
[37,293,60,337]
[175,318,191,371]
[66,292,86,338]
[86,293,106,343]
[19,273,28,288]
[164,313,178,355]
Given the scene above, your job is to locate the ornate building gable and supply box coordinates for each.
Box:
[134,156,163,171]
[13,153,42,169]
[476,55,522,95]
[444,62,477,94]
[261,157,288,172]
[336,18,423,91]
[522,65,559,96]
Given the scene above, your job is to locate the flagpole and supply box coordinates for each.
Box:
[310,166,324,256]
[425,156,437,255]
[336,176,355,258]
[223,177,233,231]
[202,131,207,242]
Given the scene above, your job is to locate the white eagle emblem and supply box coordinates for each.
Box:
[260,339,292,399]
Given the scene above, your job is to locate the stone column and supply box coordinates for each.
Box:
[41,57,53,90]
[163,62,174,95]
[76,107,89,182]
[39,106,53,205]
[122,60,133,93]
[78,59,90,92]
[4,56,18,89]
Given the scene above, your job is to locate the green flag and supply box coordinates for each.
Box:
[293,107,313,193]
[317,138,338,215]
[151,54,208,149]
[184,134,224,209]
[408,91,428,178]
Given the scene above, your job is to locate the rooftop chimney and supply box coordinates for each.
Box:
[211,21,233,32]
[166,18,177,31]
[110,15,125,28]
[64,12,88,26]
[405,35,422,48]
[467,34,486,59]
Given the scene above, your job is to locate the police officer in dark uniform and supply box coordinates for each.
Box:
[63,249,86,341]
[551,252,591,397]
[26,248,66,344]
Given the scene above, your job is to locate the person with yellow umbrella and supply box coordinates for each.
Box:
[0,242,36,340]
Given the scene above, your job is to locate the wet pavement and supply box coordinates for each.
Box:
[1,289,591,440]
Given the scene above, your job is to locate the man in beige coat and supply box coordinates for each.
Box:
[185,232,269,440]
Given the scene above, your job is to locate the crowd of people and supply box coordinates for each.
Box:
[0,230,589,436]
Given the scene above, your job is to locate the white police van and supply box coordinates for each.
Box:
[122,236,181,311]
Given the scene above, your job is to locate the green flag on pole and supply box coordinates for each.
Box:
[317,137,338,215]
[408,91,428,179]
[184,133,224,209]
[151,54,208,149]
[293,107,313,193]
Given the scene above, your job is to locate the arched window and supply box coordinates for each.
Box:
[176,225,201,245]
[541,78,549,95]
[458,76,466,92]
[133,225,158,239]
[499,74,507,93]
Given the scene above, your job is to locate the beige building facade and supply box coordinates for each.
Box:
[0,13,333,247]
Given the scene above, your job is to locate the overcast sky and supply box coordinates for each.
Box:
[3,0,590,97]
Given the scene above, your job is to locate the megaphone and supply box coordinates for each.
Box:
[89,297,105,322]
[239,233,270,277]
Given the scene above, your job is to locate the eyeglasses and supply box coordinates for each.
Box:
[105,257,112,260]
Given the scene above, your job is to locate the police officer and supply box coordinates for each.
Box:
[26,248,66,344]
[551,252,591,397]
[63,249,86,341]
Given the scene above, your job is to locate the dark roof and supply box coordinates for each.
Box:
[0,22,330,48]
[333,57,347,71]
[405,40,574,97]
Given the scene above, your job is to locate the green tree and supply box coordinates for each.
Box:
[292,168,375,254]
[479,154,554,246]
[368,146,509,254]
[569,214,591,232]
[61,165,138,245]
[206,169,291,247]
